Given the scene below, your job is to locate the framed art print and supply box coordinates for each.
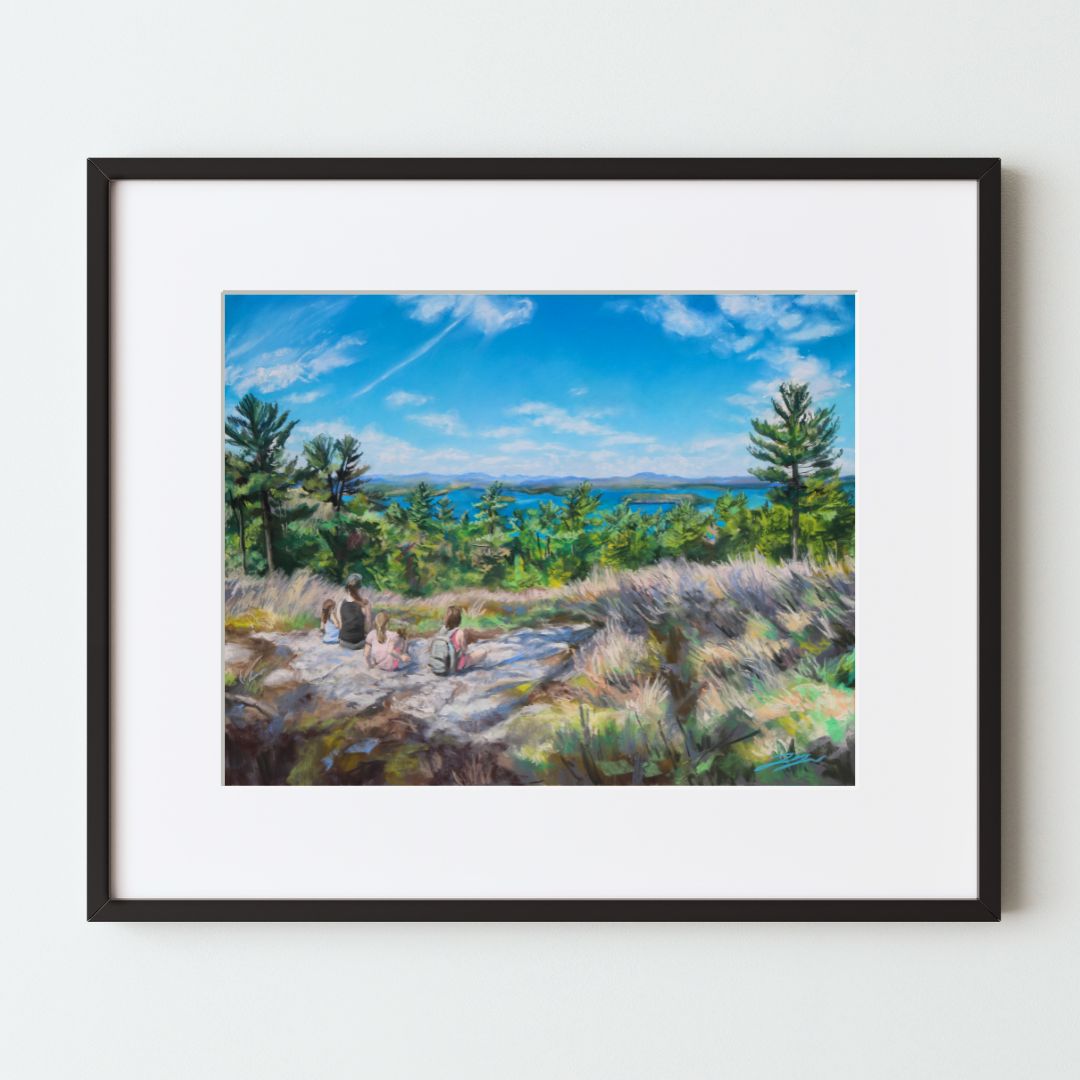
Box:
[88,158,1001,920]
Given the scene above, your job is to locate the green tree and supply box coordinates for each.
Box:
[225,393,298,571]
[659,499,714,562]
[599,500,659,570]
[302,434,337,506]
[406,481,437,530]
[748,381,841,559]
[712,492,759,561]
[476,481,514,535]
[560,481,601,531]
[435,495,456,525]
[334,435,369,507]
[224,453,253,574]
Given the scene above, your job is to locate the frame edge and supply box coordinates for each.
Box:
[87,157,1003,922]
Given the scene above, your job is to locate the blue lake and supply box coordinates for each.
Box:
[385,484,785,517]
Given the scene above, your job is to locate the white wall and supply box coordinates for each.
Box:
[1,1,1075,1076]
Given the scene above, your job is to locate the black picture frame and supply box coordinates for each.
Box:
[88,157,1001,922]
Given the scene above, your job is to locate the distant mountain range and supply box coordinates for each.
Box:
[367,470,855,489]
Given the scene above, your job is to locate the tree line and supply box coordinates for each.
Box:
[224,380,854,593]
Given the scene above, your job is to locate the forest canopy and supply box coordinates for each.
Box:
[224,381,854,595]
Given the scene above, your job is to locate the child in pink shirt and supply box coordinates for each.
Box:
[364,612,409,671]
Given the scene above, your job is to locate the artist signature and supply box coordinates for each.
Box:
[754,751,826,773]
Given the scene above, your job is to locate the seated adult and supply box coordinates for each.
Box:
[338,573,372,651]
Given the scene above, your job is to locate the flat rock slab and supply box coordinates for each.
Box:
[224,641,256,668]
[252,623,595,737]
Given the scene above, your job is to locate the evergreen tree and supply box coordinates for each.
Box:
[406,481,437,529]
[560,481,601,531]
[224,453,253,575]
[748,381,841,559]
[225,393,298,571]
[476,481,514,535]
[302,434,337,506]
[435,495,456,525]
[334,435,369,507]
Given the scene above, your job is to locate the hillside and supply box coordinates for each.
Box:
[224,558,855,786]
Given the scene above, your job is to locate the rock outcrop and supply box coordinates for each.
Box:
[248,623,593,734]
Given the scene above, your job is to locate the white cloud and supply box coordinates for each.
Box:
[784,319,847,342]
[288,417,774,479]
[509,401,614,436]
[717,294,789,329]
[284,389,326,405]
[406,410,469,436]
[353,318,462,398]
[610,293,853,357]
[497,439,569,454]
[641,295,721,338]
[385,390,431,408]
[732,345,850,407]
[569,385,588,397]
[225,296,354,364]
[232,360,308,394]
[399,294,536,335]
[227,334,365,394]
[480,425,524,439]
[688,433,747,454]
[795,294,846,310]
[599,432,658,446]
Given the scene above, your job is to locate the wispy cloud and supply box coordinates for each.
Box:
[284,389,326,405]
[508,401,614,436]
[480,425,523,439]
[225,296,354,364]
[385,390,431,408]
[640,296,722,339]
[784,319,848,342]
[226,334,366,394]
[398,294,536,335]
[599,432,658,447]
[353,318,463,398]
[497,438,569,454]
[406,410,469,436]
[729,345,850,410]
[569,385,589,397]
[614,293,852,355]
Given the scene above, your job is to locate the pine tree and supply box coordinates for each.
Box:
[302,434,337,506]
[224,453,253,574]
[334,435,369,507]
[435,495,456,524]
[476,481,514,535]
[225,393,298,571]
[406,481,437,529]
[748,381,841,560]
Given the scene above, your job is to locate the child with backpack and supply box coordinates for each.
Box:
[428,605,477,676]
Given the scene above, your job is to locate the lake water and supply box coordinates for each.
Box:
[386,484,784,517]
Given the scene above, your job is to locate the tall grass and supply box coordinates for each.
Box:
[225,558,856,785]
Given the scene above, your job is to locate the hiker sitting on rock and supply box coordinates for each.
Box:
[320,598,340,645]
[364,612,410,672]
[338,572,373,651]
[429,605,480,676]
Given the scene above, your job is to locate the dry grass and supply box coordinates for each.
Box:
[225,558,856,784]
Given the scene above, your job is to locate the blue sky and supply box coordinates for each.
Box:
[224,293,855,479]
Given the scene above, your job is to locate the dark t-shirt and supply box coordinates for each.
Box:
[339,600,367,645]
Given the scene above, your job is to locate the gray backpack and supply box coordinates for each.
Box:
[428,630,459,676]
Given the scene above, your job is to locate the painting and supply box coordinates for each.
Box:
[223,293,855,786]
